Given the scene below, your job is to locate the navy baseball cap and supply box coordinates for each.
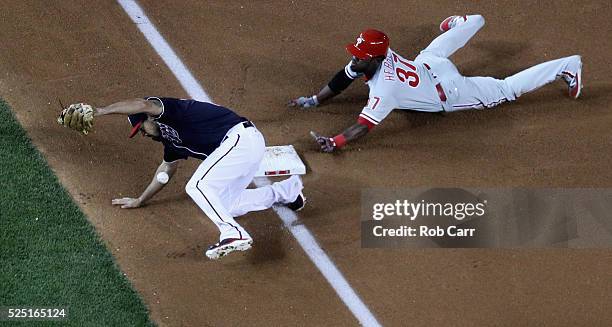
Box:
[127,113,148,138]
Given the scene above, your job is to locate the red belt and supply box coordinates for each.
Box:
[424,63,447,102]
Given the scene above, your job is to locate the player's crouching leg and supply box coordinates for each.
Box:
[185,177,253,260]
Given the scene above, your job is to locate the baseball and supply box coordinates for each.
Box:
[156,172,169,184]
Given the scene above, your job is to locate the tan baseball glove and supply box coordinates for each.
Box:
[57,103,95,135]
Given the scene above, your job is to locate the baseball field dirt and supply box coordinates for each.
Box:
[1,1,611,326]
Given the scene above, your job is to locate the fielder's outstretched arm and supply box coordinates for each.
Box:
[112,160,179,209]
[95,98,162,117]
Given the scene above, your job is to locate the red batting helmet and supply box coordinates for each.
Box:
[346,29,390,60]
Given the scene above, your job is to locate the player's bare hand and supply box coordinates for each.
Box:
[288,96,318,108]
[112,197,143,209]
[310,131,336,153]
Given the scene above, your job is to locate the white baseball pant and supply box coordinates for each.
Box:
[415,14,582,111]
[185,122,303,241]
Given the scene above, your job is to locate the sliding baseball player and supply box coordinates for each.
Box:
[290,14,583,152]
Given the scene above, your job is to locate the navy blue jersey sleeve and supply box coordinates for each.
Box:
[144,97,246,159]
[146,97,183,125]
[163,146,188,162]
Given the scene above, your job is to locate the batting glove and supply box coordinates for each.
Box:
[310,131,336,153]
[289,95,319,108]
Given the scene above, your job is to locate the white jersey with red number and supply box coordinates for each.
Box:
[358,48,443,126]
[350,15,583,126]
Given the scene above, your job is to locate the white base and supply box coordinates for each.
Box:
[255,145,306,177]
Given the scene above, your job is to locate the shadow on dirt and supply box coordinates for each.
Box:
[245,219,288,264]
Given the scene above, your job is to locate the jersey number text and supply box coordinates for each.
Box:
[367,96,381,110]
[392,53,419,87]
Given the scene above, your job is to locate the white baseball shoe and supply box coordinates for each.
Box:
[284,175,306,211]
[205,237,252,260]
[564,69,583,99]
[439,15,467,32]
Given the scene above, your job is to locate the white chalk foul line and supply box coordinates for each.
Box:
[116,1,381,326]
[117,0,210,102]
[253,178,381,327]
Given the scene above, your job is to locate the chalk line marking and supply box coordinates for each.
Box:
[116,1,381,326]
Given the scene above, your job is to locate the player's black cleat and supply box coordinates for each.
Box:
[287,192,306,211]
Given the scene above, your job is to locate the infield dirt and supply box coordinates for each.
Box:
[1,1,611,326]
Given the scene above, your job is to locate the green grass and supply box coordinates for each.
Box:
[0,99,154,326]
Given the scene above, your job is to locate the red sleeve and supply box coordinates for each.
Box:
[357,116,375,130]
